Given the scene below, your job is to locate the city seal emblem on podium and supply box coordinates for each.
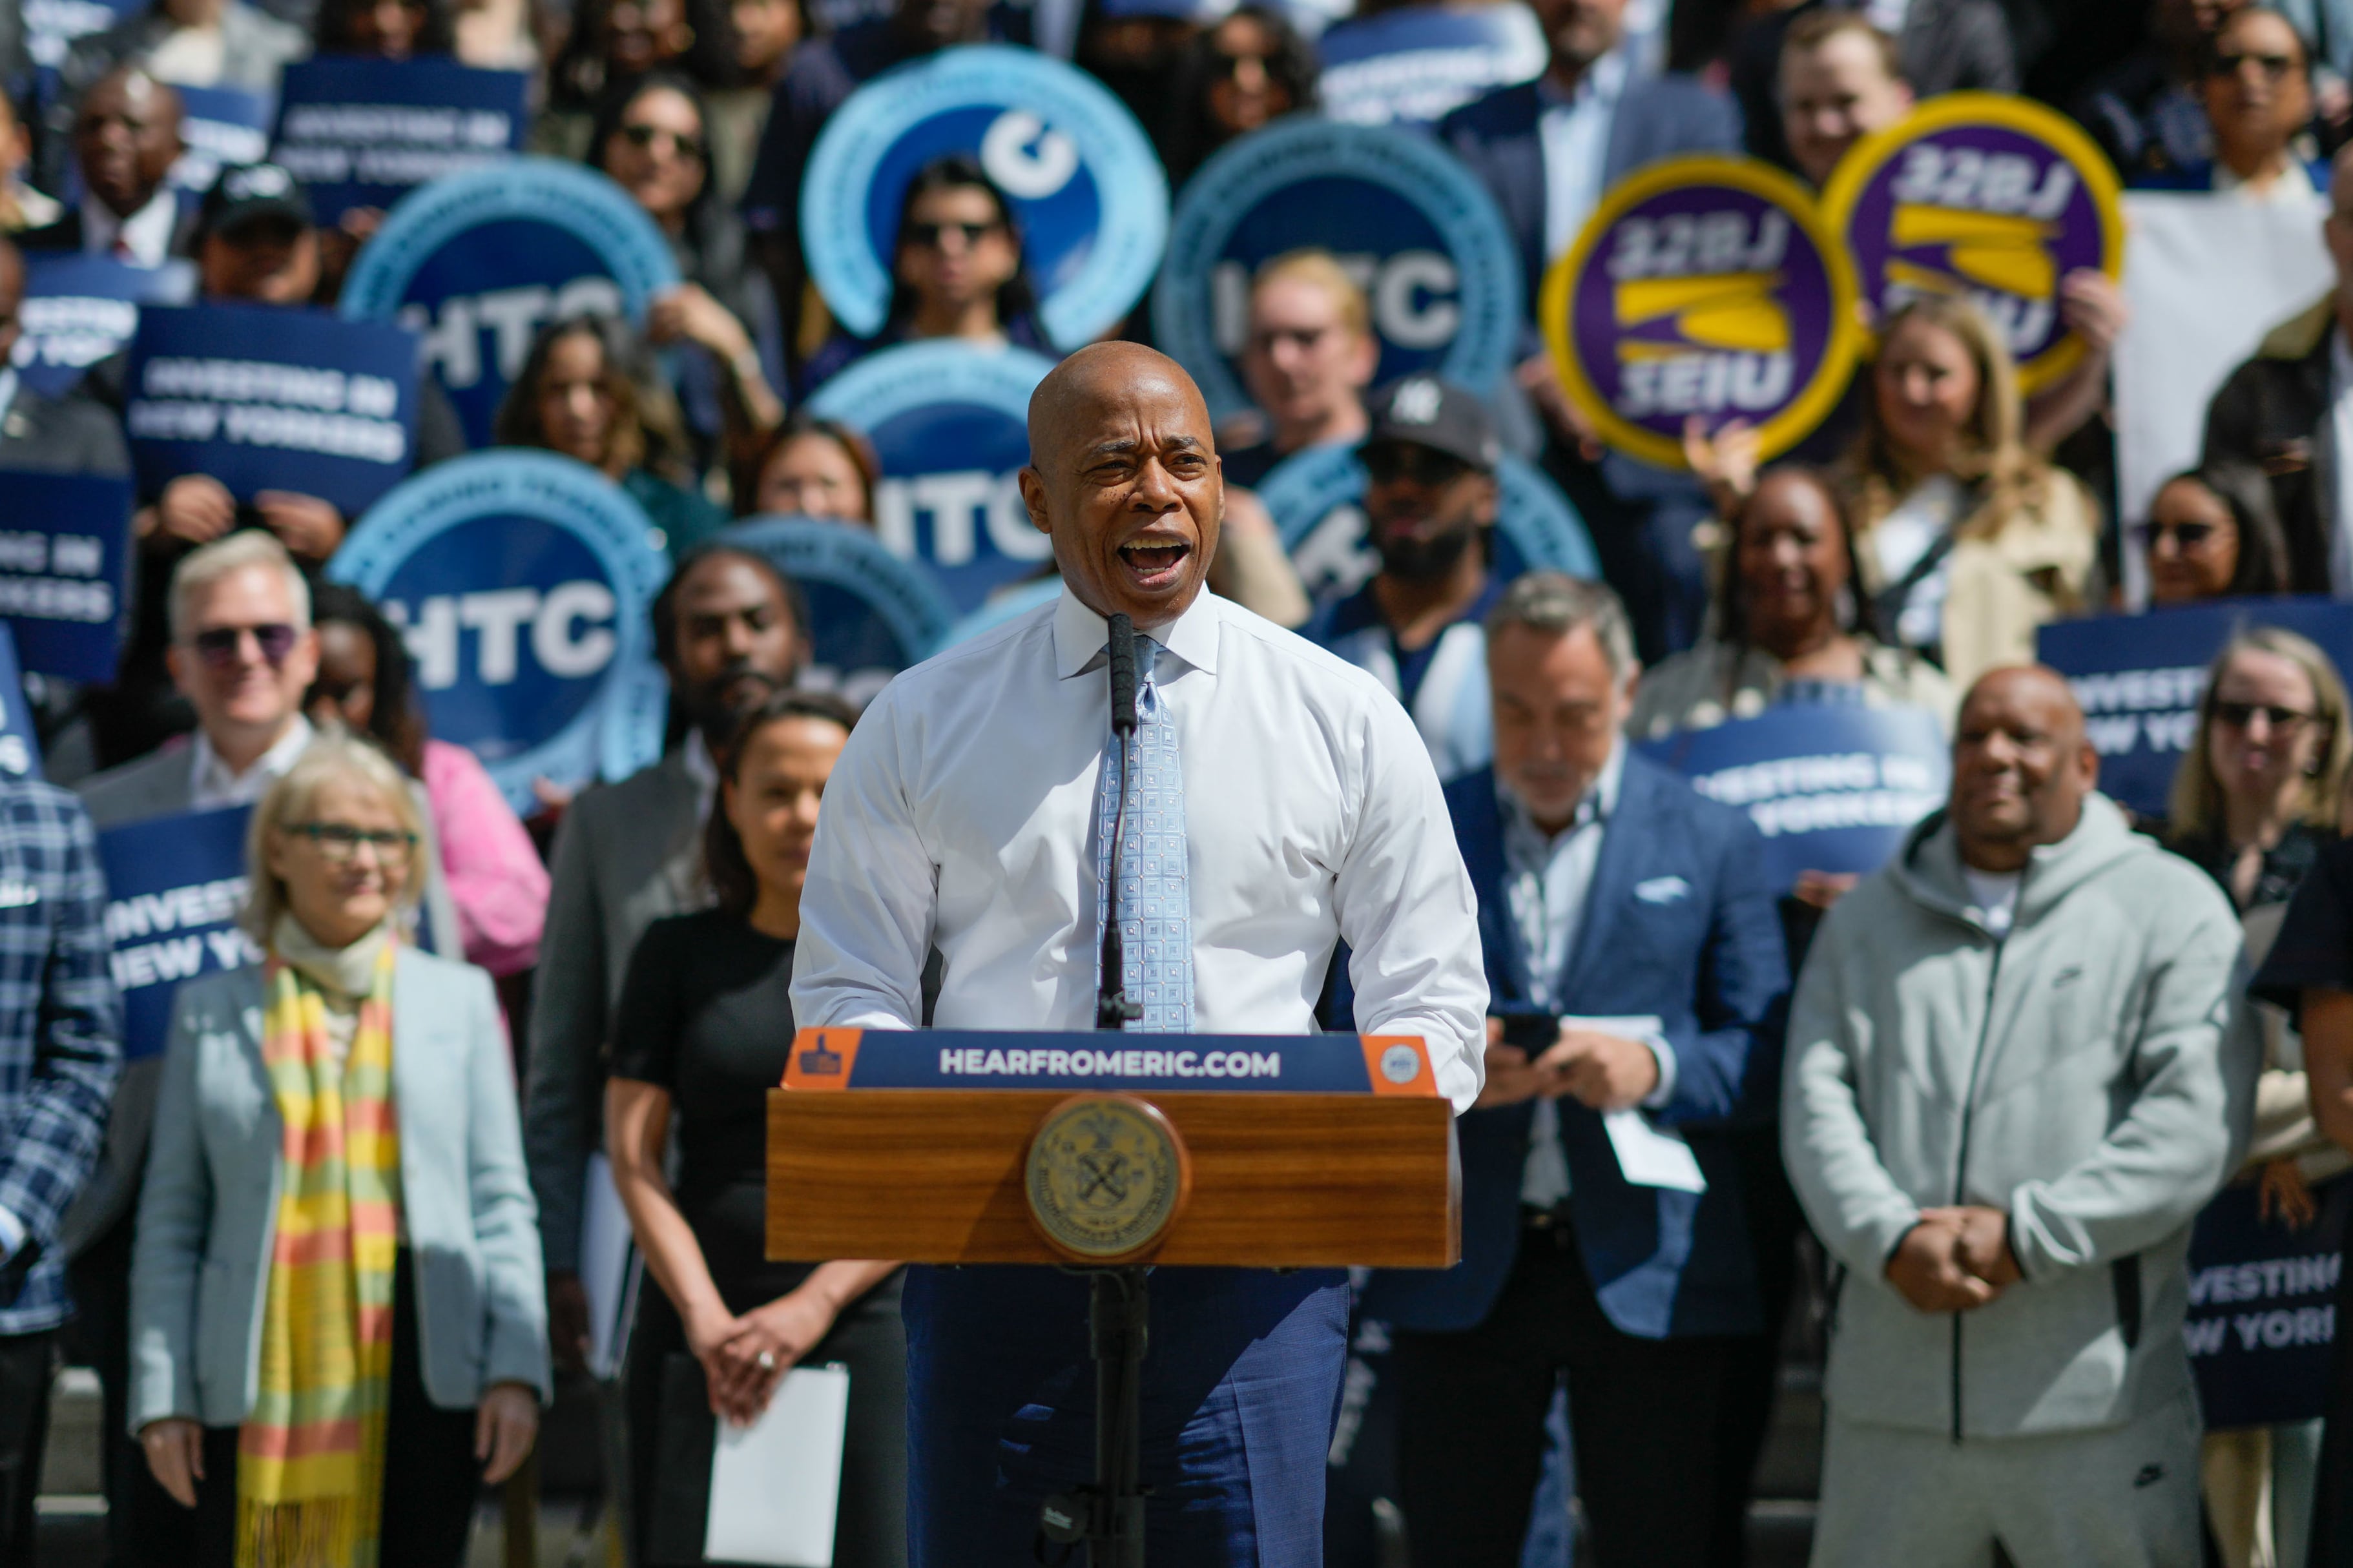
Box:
[1026,1095,1193,1262]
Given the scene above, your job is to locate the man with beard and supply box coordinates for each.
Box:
[1305,376,1504,783]
[524,543,806,1383]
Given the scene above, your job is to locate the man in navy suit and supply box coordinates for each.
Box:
[1366,571,1787,1568]
[1437,0,1740,661]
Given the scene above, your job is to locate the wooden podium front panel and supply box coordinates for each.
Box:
[766,1089,1460,1269]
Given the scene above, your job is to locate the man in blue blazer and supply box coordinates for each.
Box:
[1436,0,1741,661]
[1365,572,1786,1568]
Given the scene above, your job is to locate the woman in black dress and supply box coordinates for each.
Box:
[606,689,904,1566]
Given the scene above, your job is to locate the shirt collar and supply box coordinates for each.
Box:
[191,714,315,802]
[1052,583,1221,682]
[85,187,178,267]
[1499,739,1626,847]
[1536,48,1628,112]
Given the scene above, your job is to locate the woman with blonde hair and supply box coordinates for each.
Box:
[2166,627,2351,1568]
[130,736,547,1567]
[1837,293,2100,690]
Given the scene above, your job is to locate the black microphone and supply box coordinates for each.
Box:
[1106,612,1139,738]
[1098,613,1141,1028]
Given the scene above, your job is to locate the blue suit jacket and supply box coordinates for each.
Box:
[1436,72,1744,338]
[1362,754,1787,1339]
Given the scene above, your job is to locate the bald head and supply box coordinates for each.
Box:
[1019,342,1223,625]
[1950,665,2099,871]
[76,67,183,220]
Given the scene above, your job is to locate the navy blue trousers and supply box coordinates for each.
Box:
[903,1264,1349,1567]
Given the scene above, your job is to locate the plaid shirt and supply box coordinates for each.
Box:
[0,780,123,1334]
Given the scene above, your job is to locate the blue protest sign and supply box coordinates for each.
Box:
[799,45,1168,349]
[166,85,276,209]
[25,0,143,90]
[1258,440,1598,605]
[96,805,256,1060]
[1316,5,1547,128]
[0,472,132,683]
[0,626,44,781]
[930,575,1061,654]
[1637,704,1951,891]
[807,340,1057,613]
[2185,1176,2348,1430]
[724,515,957,708]
[12,254,196,398]
[271,57,530,223]
[331,450,671,814]
[2038,599,2353,820]
[339,157,681,448]
[1152,118,1524,424]
[123,303,422,517]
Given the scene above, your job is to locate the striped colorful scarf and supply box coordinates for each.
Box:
[240,943,401,1568]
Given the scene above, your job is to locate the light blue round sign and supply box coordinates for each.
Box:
[725,515,959,707]
[1153,116,1524,424]
[338,157,679,448]
[807,340,1059,612]
[930,575,1063,653]
[1258,442,1599,604]
[331,450,672,812]
[800,45,1168,349]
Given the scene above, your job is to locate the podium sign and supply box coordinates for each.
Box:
[768,1028,1458,1269]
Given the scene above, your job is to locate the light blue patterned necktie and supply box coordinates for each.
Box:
[1094,637,1195,1032]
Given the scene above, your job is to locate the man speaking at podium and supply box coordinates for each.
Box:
[790,341,1489,1563]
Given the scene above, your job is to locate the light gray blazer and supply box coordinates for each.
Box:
[523,749,706,1272]
[129,947,549,1432]
[63,743,466,1255]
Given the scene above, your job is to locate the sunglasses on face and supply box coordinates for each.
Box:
[1363,445,1470,488]
[902,219,1001,251]
[2133,521,2220,549]
[2210,50,2297,78]
[1213,49,1274,78]
[618,121,705,160]
[282,820,418,863]
[191,623,299,668]
[2213,701,2316,732]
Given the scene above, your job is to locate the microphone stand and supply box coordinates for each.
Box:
[1042,612,1149,1568]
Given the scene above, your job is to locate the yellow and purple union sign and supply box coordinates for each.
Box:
[1821,92,2124,395]
[1543,155,1861,470]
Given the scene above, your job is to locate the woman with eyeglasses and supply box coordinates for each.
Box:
[1159,5,1317,188]
[2165,628,2351,1568]
[2142,462,2292,606]
[1834,293,2099,692]
[797,153,1053,395]
[606,690,904,1567]
[590,70,786,490]
[305,583,550,984]
[497,311,731,559]
[130,735,548,1568]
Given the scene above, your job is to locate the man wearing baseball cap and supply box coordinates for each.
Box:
[1303,375,1506,783]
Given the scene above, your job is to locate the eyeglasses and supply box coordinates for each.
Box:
[1213,50,1274,78]
[1362,444,1471,488]
[282,821,418,863]
[2210,50,2297,78]
[2213,701,2316,732]
[2133,521,2221,550]
[191,623,300,668]
[618,121,706,161]
[902,219,1002,251]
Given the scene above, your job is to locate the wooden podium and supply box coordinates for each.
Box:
[766,1026,1460,1562]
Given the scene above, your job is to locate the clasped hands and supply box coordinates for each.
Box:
[1885,1206,2022,1314]
[1474,1017,1659,1113]
[687,1286,839,1426]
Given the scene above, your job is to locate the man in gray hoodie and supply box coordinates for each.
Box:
[1785,665,2260,1567]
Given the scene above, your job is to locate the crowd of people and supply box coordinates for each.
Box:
[4,0,2353,1564]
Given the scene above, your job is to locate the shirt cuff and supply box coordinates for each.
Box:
[1641,1033,1679,1109]
[0,1204,23,1263]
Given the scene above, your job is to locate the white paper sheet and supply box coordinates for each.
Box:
[577,1153,636,1379]
[706,1362,853,1567]
[1557,1015,1708,1194]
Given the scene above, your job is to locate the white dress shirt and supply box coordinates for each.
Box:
[791,586,1491,1109]
[191,715,314,810]
[1498,743,1676,1206]
[1539,50,1630,263]
[81,187,181,269]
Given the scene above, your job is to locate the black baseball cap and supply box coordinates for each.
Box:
[198,162,313,242]
[1360,376,1501,473]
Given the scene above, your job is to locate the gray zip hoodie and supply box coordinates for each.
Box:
[1783,792,2261,1438]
